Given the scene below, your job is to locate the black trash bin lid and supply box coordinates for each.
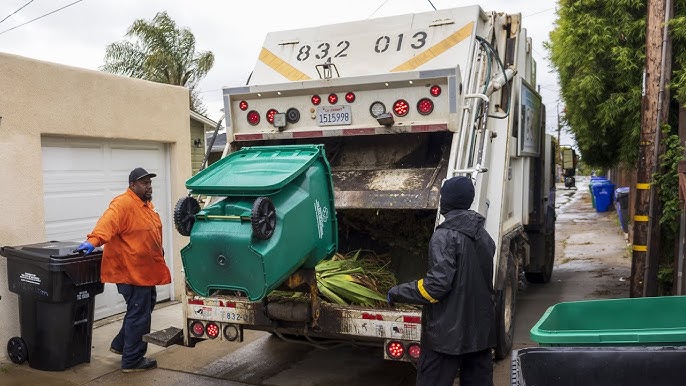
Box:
[1,241,101,261]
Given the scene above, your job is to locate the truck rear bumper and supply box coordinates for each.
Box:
[183,293,422,344]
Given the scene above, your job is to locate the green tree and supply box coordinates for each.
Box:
[101,11,214,113]
[548,0,686,293]
[546,0,646,169]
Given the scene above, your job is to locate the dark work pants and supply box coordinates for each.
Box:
[416,347,493,386]
[111,284,157,368]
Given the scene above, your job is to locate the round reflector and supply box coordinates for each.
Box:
[407,343,421,359]
[224,324,239,341]
[328,93,338,104]
[417,98,434,115]
[239,101,249,111]
[311,95,322,105]
[266,109,278,124]
[286,107,300,123]
[190,321,204,337]
[205,322,220,339]
[247,110,260,125]
[386,341,405,359]
[370,101,386,118]
[393,99,409,117]
[345,92,356,103]
[430,85,442,97]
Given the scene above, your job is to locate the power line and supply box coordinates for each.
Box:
[0,0,35,25]
[427,0,437,11]
[524,7,555,18]
[0,0,86,36]
[368,0,392,19]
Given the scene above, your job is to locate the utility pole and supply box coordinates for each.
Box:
[631,0,672,297]
[557,104,563,180]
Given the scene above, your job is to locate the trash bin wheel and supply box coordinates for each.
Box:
[7,336,28,364]
[252,197,276,240]
[174,196,201,236]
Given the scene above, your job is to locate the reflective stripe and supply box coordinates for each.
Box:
[391,22,474,72]
[258,48,311,81]
[632,245,648,252]
[634,215,649,222]
[417,279,438,303]
[636,183,651,190]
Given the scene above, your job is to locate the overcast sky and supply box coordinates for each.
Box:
[0,0,574,146]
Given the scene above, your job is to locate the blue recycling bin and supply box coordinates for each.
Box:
[615,187,630,232]
[592,181,615,213]
[588,177,608,209]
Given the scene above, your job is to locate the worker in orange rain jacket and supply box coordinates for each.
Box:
[77,167,171,373]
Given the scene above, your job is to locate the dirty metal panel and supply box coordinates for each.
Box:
[186,295,257,325]
[317,303,422,341]
[335,189,439,209]
[143,326,183,347]
[332,167,444,209]
[333,168,436,191]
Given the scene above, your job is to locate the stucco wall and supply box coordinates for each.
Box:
[0,52,191,360]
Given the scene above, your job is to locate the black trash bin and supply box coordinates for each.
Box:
[0,241,104,371]
[511,346,686,386]
[615,187,630,233]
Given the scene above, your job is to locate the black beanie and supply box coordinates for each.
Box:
[440,176,474,214]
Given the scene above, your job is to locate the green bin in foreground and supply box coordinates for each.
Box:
[179,145,337,301]
[530,296,686,347]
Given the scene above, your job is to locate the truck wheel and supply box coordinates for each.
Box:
[252,197,276,240]
[7,336,27,364]
[525,233,555,284]
[494,255,517,360]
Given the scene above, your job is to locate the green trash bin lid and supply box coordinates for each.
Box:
[530,296,686,346]
[186,145,324,195]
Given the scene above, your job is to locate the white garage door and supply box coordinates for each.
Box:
[41,137,174,320]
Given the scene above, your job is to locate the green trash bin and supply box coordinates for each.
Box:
[530,296,686,347]
[177,145,337,301]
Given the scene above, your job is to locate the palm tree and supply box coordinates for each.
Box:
[101,11,214,113]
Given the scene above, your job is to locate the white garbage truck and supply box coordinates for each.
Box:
[161,5,556,361]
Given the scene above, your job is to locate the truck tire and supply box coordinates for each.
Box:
[494,254,517,360]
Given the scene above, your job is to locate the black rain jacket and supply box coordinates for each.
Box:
[387,209,496,355]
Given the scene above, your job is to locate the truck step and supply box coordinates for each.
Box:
[143,326,183,347]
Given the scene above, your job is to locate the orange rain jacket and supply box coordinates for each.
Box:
[87,189,171,286]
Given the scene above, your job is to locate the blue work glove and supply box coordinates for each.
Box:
[76,241,95,255]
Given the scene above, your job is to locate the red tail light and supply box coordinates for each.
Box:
[266,109,278,124]
[393,99,409,117]
[430,85,442,97]
[328,93,338,104]
[190,321,204,337]
[417,98,434,115]
[311,95,322,105]
[239,101,249,111]
[247,110,260,125]
[205,322,220,339]
[345,92,356,103]
[386,341,405,359]
[407,343,421,359]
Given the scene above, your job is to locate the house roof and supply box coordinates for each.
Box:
[190,110,218,128]
[206,132,226,153]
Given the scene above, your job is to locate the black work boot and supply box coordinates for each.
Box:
[121,357,157,372]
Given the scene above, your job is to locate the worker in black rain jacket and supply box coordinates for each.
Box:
[387,175,496,386]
